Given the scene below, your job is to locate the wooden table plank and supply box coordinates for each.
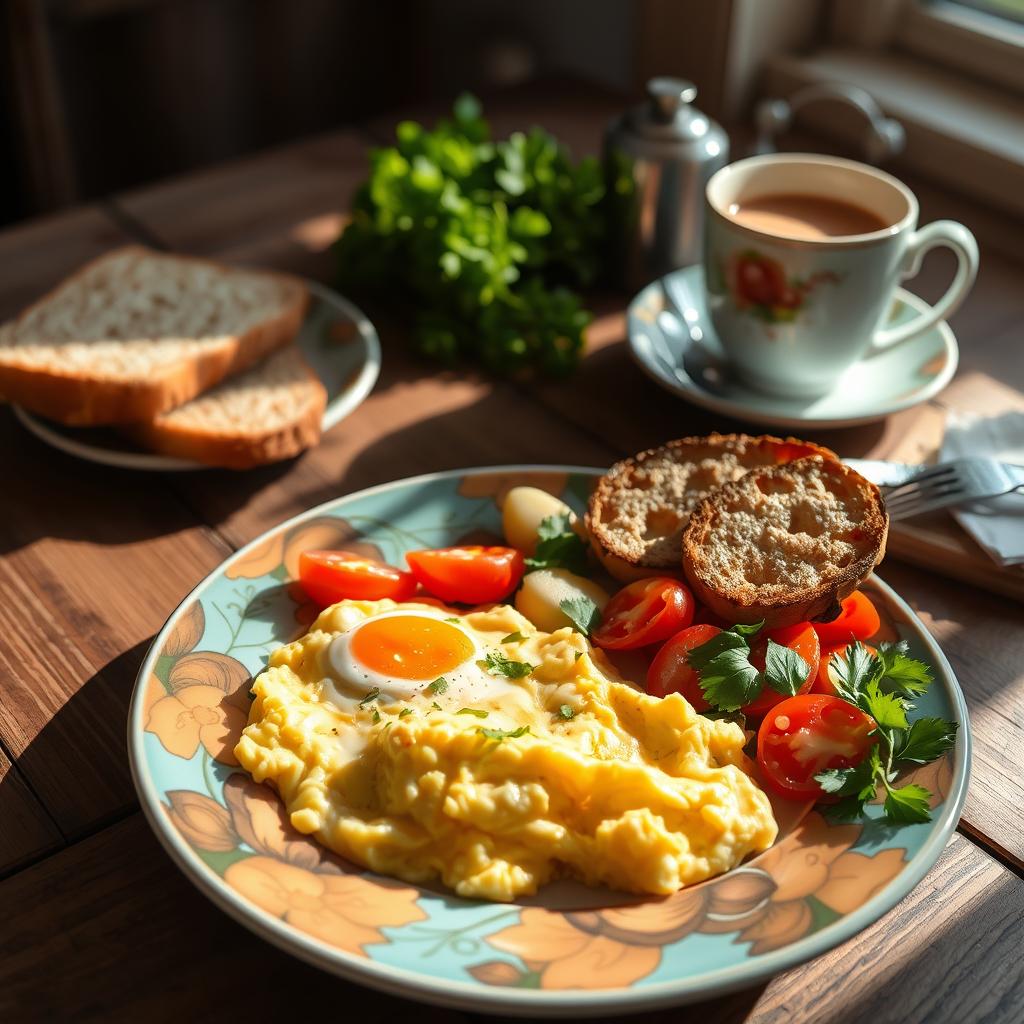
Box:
[0,814,472,1023]
[114,130,368,264]
[0,206,135,321]
[0,747,61,878]
[0,411,234,839]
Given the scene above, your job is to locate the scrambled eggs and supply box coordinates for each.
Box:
[235,600,777,901]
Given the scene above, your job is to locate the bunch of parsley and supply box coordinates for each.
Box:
[687,628,957,825]
[335,94,605,376]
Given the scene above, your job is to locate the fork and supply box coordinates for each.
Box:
[882,457,1024,521]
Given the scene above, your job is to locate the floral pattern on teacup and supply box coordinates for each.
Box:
[726,249,840,325]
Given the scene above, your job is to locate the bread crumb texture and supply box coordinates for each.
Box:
[593,439,784,567]
[153,346,319,436]
[693,460,871,605]
[0,248,301,380]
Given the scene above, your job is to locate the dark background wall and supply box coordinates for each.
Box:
[1,0,641,227]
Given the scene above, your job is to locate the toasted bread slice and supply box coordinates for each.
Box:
[129,345,327,469]
[682,457,888,627]
[0,246,308,425]
[586,434,835,582]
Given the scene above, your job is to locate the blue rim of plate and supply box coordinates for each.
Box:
[627,268,958,431]
[127,465,971,1016]
[13,280,381,472]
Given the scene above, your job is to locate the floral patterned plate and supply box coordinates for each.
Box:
[128,467,970,1016]
[629,264,958,431]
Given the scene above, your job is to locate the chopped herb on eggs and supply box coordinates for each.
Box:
[558,704,574,720]
[371,708,381,724]
[444,617,461,624]
[431,701,442,711]
[478,725,531,741]
[359,687,382,707]
[574,651,583,662]
[399,708,414,718]
[457,708,489,718]
[428,677,449,695]
[480,651,536,679]
[501,631,526,643]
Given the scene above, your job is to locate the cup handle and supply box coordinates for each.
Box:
[869,220,979,353]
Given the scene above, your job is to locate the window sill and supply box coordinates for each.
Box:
[763,47,1024,218]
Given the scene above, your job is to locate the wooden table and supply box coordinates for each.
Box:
[2,82,1023,1023]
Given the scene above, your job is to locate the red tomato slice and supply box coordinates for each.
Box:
[592,578,695,651]
[405,546,525,604]
[646,621,817,715]
[298,550,417,607]
[744,622,820,717]
[814,641,876,696]
[645,624,721,706]
[812,591,881,647]
[757,694,877,798]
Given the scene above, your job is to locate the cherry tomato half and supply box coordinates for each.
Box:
[592,578,695,651]
[646,624,721,704]
[814,641,876,696]
[756,694,877,798]
[646,621,818,715]
[743,622,820,717]
[812,591,881,647]
[405,546,525,605]
[298,550,417,607]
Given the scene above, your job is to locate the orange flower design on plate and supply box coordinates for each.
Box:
[485,890,706,989]
[163,774,424,955]
[227,516,385,581]
[225,857,425,954]
[458,471,569,507]
[145,651,252,765]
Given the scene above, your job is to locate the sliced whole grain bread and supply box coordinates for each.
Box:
[586,434,836,582]
[0,246,308,425]
[129,345,327,469]
[682,456,888,627]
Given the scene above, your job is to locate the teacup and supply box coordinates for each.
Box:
[703,153,979,398]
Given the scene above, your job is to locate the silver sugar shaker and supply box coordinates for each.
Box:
[604,77,729,291]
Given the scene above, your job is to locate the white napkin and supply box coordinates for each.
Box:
[940,410,1024,566]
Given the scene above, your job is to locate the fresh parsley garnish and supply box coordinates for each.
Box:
[763,640,810,696]
[814,641,957,826]
[559,595,601,636]
[428,677,449,695]
[525,514,589,574]
[399,708,413,718]
[501,631,526,644]
[457,708,489,718]
[359,687,381,707]
[431,701,442,711]
[480,651,535,679]
[444,616,461,624]
[558,704,575,720]
[686,623,768,712]
[371,708,381,724]
[478,725,531,741]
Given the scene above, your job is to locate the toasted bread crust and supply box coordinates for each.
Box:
[128,353,327,470]
[586,433,837,575]
[0,246,309,425]
[682,457,888,628]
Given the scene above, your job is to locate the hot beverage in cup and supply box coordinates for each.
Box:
[703,154,979,398]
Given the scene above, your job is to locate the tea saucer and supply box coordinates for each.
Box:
[628,265,958,430]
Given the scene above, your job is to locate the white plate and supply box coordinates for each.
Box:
[629,265,958,431]
[13,280,381,471]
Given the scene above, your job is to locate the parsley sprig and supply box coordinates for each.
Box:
[815,641,957,824]
[478,725,531,742]
[559,595,601,636]
[686,621,807,712]
[479,650,536,679]
[525,514,589,574]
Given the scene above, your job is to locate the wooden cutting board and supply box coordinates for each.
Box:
[864,372,1024,601]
